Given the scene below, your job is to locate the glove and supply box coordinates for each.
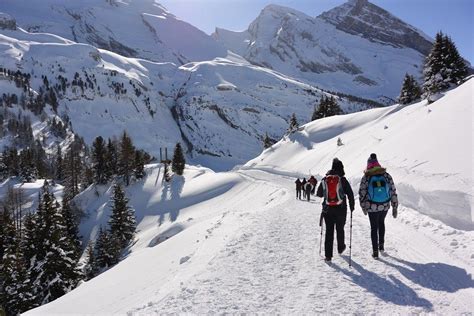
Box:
[392,208,398,219]
[363,209,368,216]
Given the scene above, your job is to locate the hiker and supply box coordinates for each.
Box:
[301,178,307,199]
[359,153,398,258]
[295,178,302,199]
[305,181,312,202]
[317,158,354,262]
[309,175,317,194]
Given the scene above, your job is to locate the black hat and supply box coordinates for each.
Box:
[331,158,345,176]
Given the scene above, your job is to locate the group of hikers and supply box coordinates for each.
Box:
[295,153,398,261]
[294,176,317,201]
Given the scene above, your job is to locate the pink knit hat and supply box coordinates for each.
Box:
[367,153,381,170]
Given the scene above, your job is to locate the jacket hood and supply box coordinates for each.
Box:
[364,166,387,176]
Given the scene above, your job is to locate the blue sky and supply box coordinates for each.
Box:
[159,0,473,64]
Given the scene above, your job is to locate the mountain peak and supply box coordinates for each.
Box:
[348,0,369,5]
[319,0,432,55]
[259,3,311,19]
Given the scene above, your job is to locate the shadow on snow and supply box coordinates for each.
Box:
[379,256,474,293]
[332,257,433,310]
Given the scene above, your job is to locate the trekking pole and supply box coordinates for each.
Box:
[349,210,353,268]
[319,212,324,256]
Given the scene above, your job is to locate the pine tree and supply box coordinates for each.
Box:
[1,211,35,315]
[63,144,83,202]
[313,96,343,120]
[4,147,19,177]
[0,155,8,180]
[287,113,299,133]
[326,96,342,117]
[20,212,37,266]
[105,138,118,179]
[171,143,185,176]
[32,140,49,179]
[118,132,135,186]
[423,32,448,96]
[133,150,145,180]
[94,226,119,269]
[444,34,468,85]
[423,31,468,97]
[54,145,63,181]
[83,242,98,280]
[60,200,81,259]
[19,148,37,183]
[263,132,273,149]
[398,74,422,105]
[108,184,136,249]
[92,136,107,184]
[30,187,82,304]
[0,207,11,263]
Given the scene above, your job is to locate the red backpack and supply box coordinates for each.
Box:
[323,175,344,206]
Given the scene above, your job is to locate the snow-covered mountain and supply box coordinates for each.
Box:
[213,0,432,101]
[25,79,474,315]
[0,22,375,169]
[0,0,227,64]
[0,0,445,168]
[319,0,432,55]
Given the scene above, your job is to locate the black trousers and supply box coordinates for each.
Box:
[296,189,301,199]
[305,188,311,201]
[368,210,388,252]
[323,209,347,258]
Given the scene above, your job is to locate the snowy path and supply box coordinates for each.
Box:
[134,169,474,315]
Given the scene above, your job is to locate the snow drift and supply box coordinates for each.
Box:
[246,79,474,230]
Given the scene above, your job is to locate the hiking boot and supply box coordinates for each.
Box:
[372,250,379,259]
[379,244,384,251]
[338,244,346,254]
[325,257,332,262]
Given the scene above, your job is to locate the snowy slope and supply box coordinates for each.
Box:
[174,53,372,169]
[26,79,474,315]
[247,79,474,230]
[0,28,184,156]
[214,1,429,101]
[0,0,227,64]
[1,26,376,169]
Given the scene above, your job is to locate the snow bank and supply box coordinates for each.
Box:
[246,79,474,230]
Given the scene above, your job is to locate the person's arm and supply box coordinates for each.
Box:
[342,177,355,211]
[359,175,369,215]
[386,173,399,217]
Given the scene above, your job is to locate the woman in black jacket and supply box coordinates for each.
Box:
[317,158,355,262]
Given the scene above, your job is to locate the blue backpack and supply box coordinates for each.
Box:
[368,175,391,203]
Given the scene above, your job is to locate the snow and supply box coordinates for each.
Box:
[0,0,227,64]
[247,79,474,230]
[25,80,474,315]
[0,25,373,170]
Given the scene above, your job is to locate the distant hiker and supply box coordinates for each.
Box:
[309,175,317,194]
[359,153,398,259]
[317,158,355,262]
[305,181,312,202]
[295,178,302,199]
[301,178,307,199]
